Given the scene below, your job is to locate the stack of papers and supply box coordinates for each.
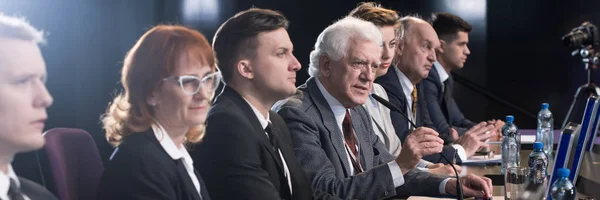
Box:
[462,154,502,164]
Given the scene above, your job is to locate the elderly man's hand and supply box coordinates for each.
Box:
[427,163,463,176]
[445,174,493,198]
[454,122,495,157]
[396,127,444,174]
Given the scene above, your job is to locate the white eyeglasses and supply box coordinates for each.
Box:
[163,72,222,96]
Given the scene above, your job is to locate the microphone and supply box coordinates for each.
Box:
[370,93,465,200]
[371,94,416,128]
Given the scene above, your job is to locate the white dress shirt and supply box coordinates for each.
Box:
[151,122,201,195]
[0,165,31,200]
[315,79,405,187]
[434,62,450,89]
[393,66,417,127]
[243,98,293,195]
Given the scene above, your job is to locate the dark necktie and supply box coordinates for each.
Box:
[8,178,25,200]
[264,124,292,196]
[442,79,452,124]
[342,110,362,173]
[265,124,283,166]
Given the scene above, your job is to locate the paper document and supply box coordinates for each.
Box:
[521,135,536,144]
[462,154,502,164]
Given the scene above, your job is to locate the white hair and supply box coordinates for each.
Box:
[0,13,45,44]
[308,16,382,77]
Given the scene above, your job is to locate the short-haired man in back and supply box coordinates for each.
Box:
[192,8,334,200]
[0,13,58,200]
[423,12,504,143]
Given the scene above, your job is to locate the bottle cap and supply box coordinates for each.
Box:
[558,168,570,178]
[542,103,549,109]
[533,142,544,150]
[506,115,514,123]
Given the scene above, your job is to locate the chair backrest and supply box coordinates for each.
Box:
[43,128,103,200]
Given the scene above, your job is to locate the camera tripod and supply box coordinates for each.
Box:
[561,48,600,129]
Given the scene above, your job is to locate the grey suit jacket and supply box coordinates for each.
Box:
[274,78,448,199]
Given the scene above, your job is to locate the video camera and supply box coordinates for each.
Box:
[563,21,599,48]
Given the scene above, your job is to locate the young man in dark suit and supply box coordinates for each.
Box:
[0,13,58,200]
[375,16,494,164]
[275,16,494,199]
[423,12,504,143]
[191,8,335,200]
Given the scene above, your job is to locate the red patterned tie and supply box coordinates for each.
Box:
[342,109,362,173]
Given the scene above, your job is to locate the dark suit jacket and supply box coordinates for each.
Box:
[17,177,58,200]
[96,130,210,200]
[375,66,460,164]
[191,86,331,200]
[422,66,476,141]
[275,78,448,199]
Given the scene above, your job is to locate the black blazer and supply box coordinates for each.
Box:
[17,177,58,200]
[191,86,331,200]
[375,66,460,164]
[422,66,476,141]
[96,130,210,200]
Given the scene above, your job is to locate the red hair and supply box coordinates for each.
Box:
[102,25,216,146]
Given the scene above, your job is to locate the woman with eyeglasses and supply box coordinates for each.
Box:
[96,25,220,200]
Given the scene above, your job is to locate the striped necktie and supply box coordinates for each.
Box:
[411,85,418,131]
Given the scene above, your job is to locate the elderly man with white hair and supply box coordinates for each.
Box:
[0,13,58,200]
[274,16,493,199]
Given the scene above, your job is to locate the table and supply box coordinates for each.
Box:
[408,140,599,199]
[463,142,600,199]
[519,129,600,146]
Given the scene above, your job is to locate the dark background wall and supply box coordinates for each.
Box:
[2,0,599,178]
[486,0,600,129]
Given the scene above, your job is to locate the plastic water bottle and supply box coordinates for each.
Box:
[502,115,520,174]
[528,142,548,186]
[537,103,554,157]
[502,115,521,152]
[550,168,576,200]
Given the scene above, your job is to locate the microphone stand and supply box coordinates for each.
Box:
[371,94,464,200]
[562,48,600,129]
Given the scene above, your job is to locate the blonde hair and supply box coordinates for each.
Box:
[102,25,215,146]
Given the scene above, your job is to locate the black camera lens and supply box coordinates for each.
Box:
[562,21,599,48]
[563,30,591,47]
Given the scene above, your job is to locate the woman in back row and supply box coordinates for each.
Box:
[96,25,220,200]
